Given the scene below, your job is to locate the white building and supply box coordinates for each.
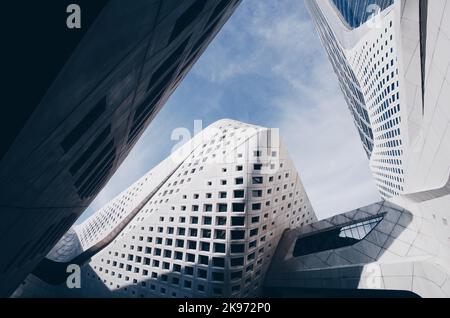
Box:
[15,119,316,298]
[263,0,450,298]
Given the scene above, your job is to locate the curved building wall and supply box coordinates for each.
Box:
[15,119,317,298]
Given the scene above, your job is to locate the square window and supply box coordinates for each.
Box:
[236,165,243,171]
[206,193,212,199]
[198,268,207,279]
[213,258,225,268]
[190,216,198,224]
[234,190,245,198]
[217,203,227,212]
[186,253,195,263]
[192,205,199,212]
[254,164,262,170]
[235,177,244,185]
[199,255,209,265]
[231,230,245,240]
[214,243,226,253]
[251,203,261,211]
[189,228,198,237]
[200,242,210,251]
[230,257,244,267]
[215,229,226,240]
[221,180,227,185]
[175,251,183,260]
[188,240,197,250]
[176,239,184,248]
[203,216,212,225]
[232,203,245,212]
[252,177,263,184]
[231,244,245,253]
[212,272,224,282]
[204,204,213,212]
[173,264,181,272]
[219,192,227,199]
[216,216,227,226]
[252,190,263,197]
[202,229,212,238]
[231,216,245,226]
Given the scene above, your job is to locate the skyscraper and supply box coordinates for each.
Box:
[263,0,450,297]
[14,119,317,298]
[0,0,241,297]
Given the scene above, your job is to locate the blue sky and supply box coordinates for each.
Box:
[77,0,380,224]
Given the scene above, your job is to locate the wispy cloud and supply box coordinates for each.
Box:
[79,0,380,223]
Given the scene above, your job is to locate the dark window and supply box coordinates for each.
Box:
[231,216,245,226]
[217,203,227,212]
[254,163,262,170]
[215,229,226,240]
[216,216,227,226]
[232,203,245,212]
[252,176,263,184]
[200,242,210,251]
[185,266,194,276]
[231,244,245,253]
[214,243,226,253]
[186,253,195,262]
[231,230,245,240]
[230,257,244,267]
[230,271,242,280]
[234,190,245,198]
[199,255,209,265]
[198,268,207,279]
[213,257,225,268]
[212,272,224,282]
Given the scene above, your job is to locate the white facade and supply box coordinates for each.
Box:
[265,0,450,298]
[15,119,316,298]
[307,0,408,199]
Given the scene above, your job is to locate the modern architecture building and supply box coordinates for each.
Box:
[13,119,317,298]
[0,0,241,297]
[263,0,450,298]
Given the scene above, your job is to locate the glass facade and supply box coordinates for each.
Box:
[293,215,384,257]
[331,0,394,28]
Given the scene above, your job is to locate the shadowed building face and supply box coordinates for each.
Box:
[0,0,241,297]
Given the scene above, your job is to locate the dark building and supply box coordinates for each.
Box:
[0,0,241,297]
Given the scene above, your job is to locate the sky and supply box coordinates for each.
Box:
[77,0,381,224]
